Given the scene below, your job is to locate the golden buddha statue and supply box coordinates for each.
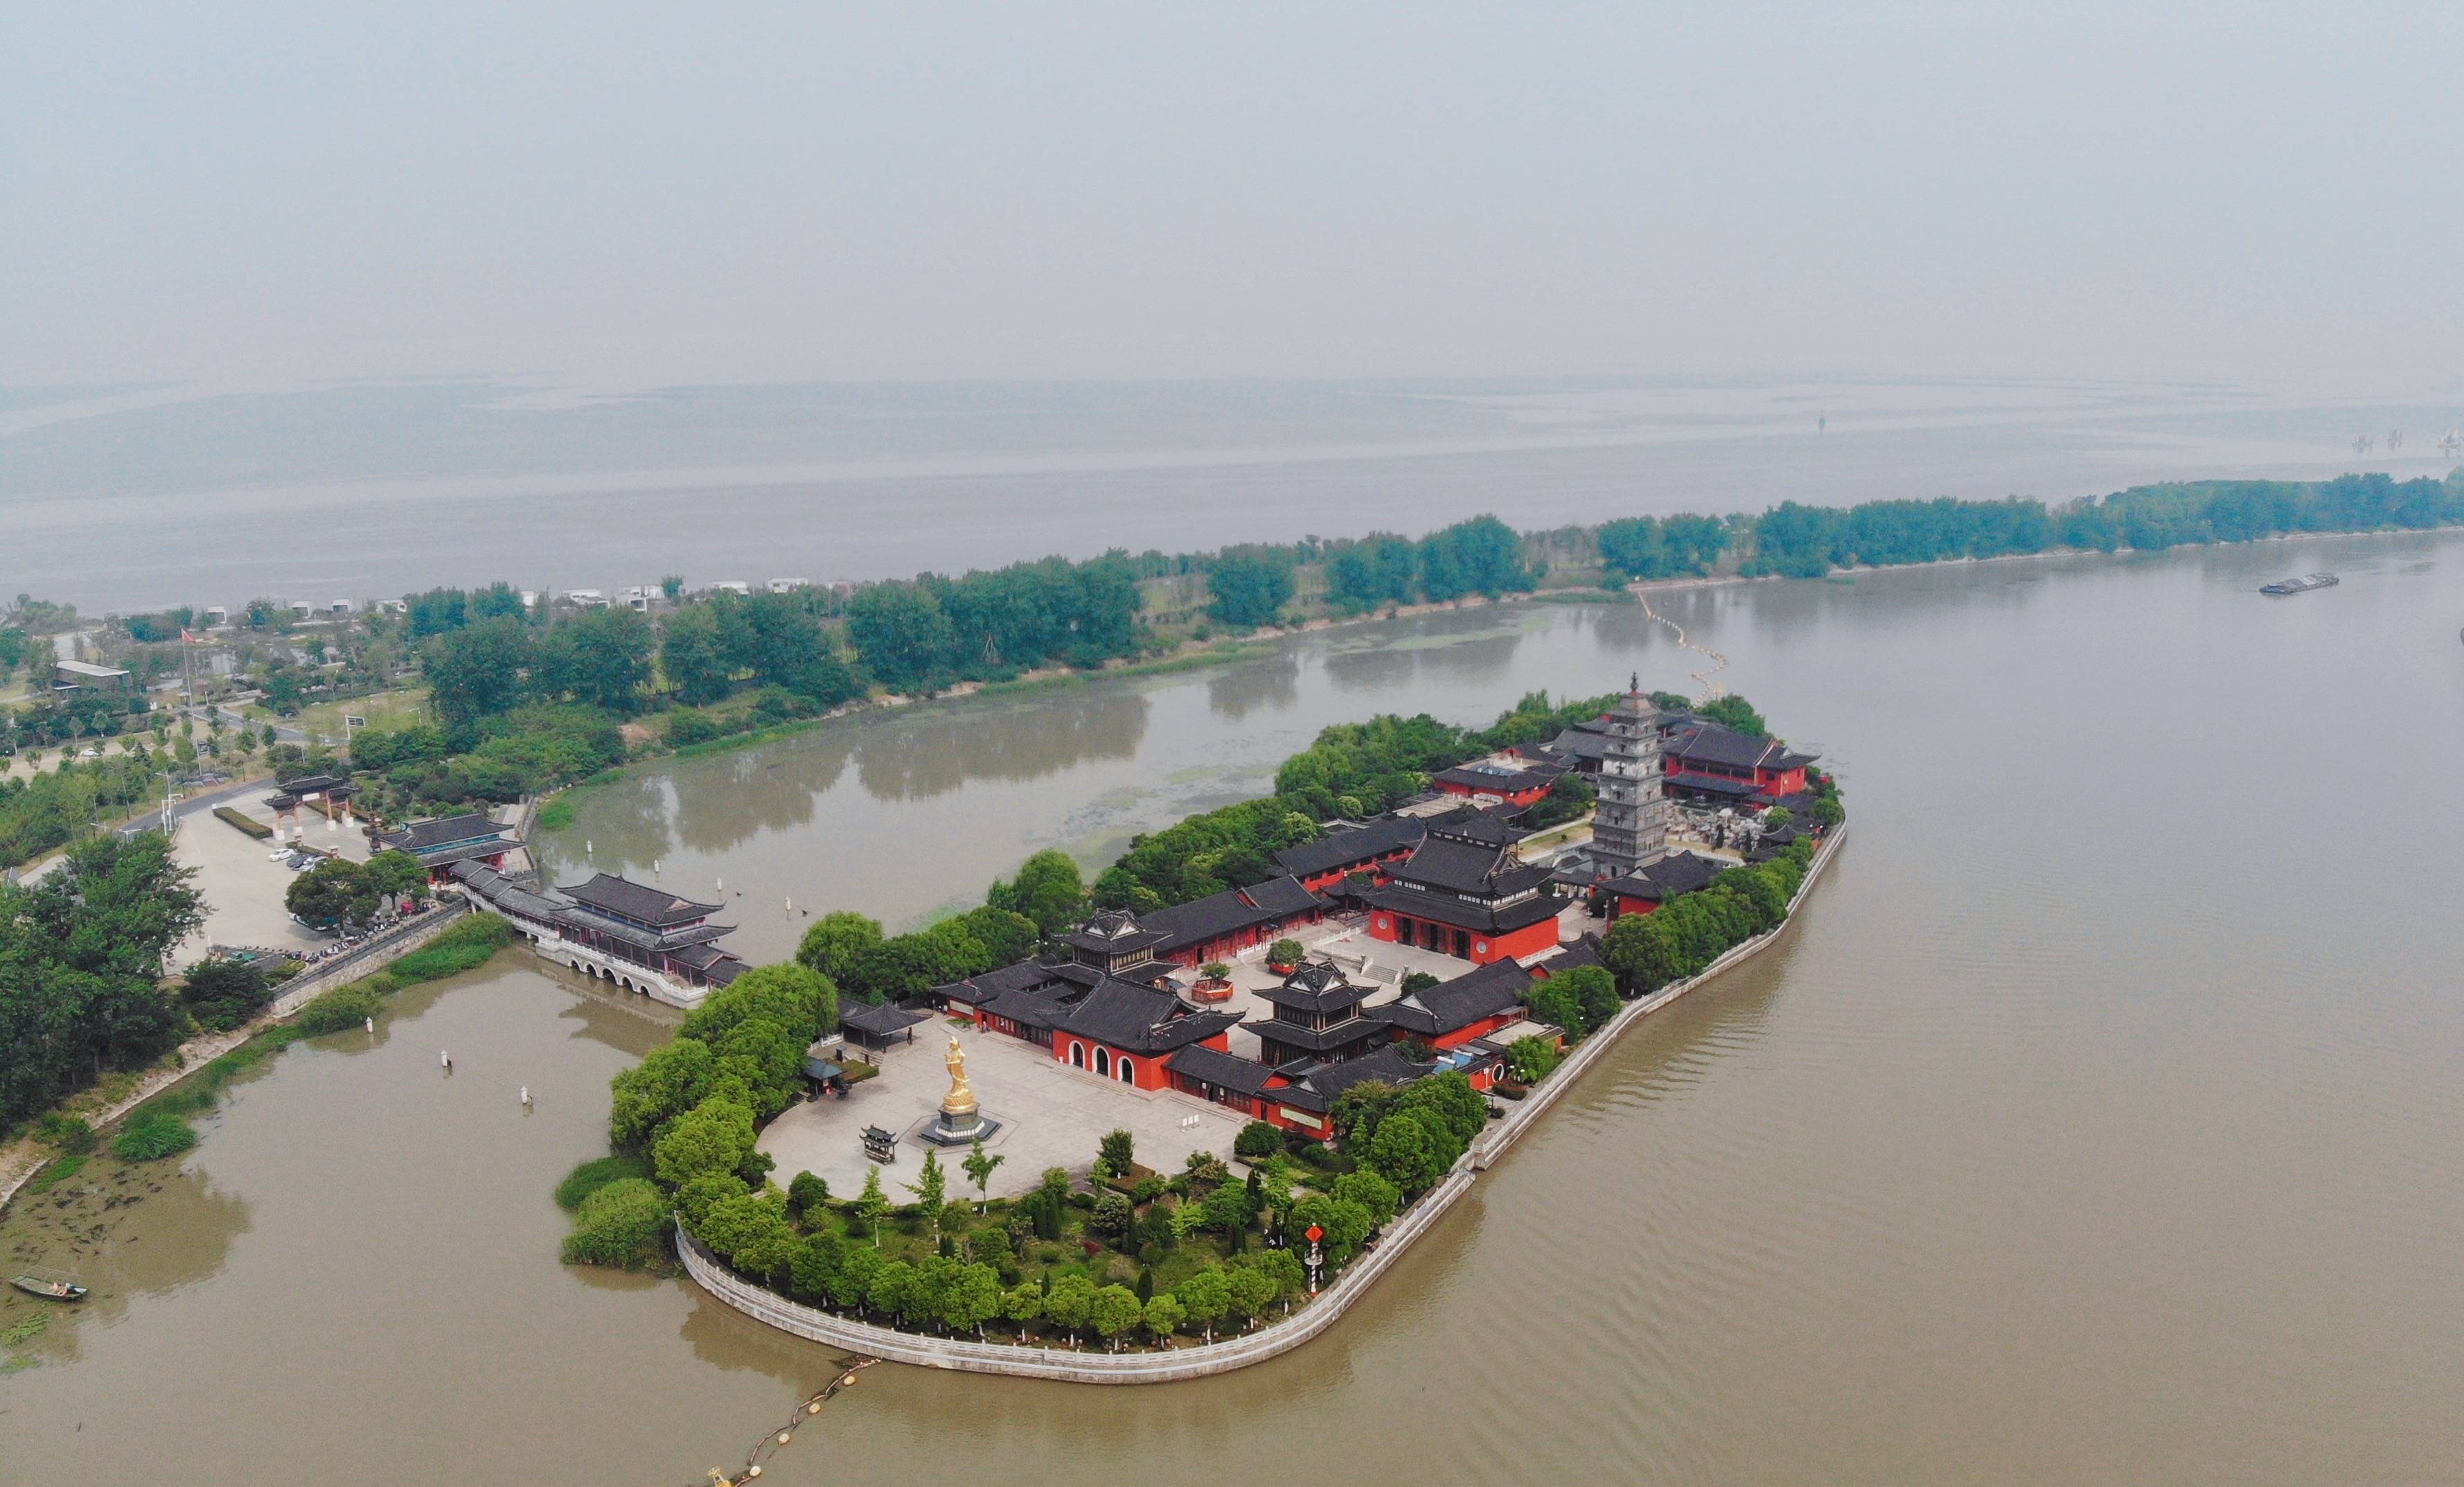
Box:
[941,1033,977,1119]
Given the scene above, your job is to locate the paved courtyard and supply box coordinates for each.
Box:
[756,1021,1250,1201]
[174,794,376,958]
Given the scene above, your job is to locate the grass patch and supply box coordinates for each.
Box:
[112,1111,197,1161]
[291,983,384,1035]
[555,1153,654,1212]
[23,1155,87,1194]
[385,913,513,985]
[535,796,578,832]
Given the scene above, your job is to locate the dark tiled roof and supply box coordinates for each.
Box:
[1268,815,1428,879]
[1246,1014,1385,1055]
[1389,838,1514,895]
[1164,1043,1280,1096]
[1360,881,1566,935]
[841,1001,928,1037]
[1056,980,1239,1054]
[1059,908,1172,958]
[384,812,504,853]
[399,838,510,868]
[1665,771,1760,798]
[1137,877,1321,958]
[558,908,734,952]
[558,872,721,927]
[1269,1046,1437,1114]
[1539,933,1606,975]
[1372,960,1530,1037]
[1252,960,1373,1014]
[1433,761,1563,795]
[1608,851,1725,903]
[934,958,1064,1007]
[1239,874,1323,917]
[1665,721,1816,773]
[450,861,566,923]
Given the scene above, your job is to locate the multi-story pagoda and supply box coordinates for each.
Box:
[1588,674,1669,881]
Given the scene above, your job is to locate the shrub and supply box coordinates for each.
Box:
[561,1178,671,1269]
[291,983,382,1035]
[1234,1120,1283,1159]
[181,956,274,1032]
[214,805,274,839]
[113,1111,197,1161]
[556,1153,654,1212]
[1267,938,1305,965]
[788,1170,829,1217]
[33,1111,95,1153]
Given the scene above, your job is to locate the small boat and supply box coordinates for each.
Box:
[10,1266,88,1301]
[2260,572,2339,596]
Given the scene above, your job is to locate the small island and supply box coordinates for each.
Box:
[552,680,1847,1378]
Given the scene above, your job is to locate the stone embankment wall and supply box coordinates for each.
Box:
[683,822,1850,1382]
[267,902,472,1016]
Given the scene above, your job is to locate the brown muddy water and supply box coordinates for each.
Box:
[7,531,2464,1484]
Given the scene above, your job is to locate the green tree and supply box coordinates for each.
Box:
[425,616,535,731]
[865,1259,916,1321]
[560,1178,670,1269]
[846,582,957,690]
[1505,1035,1559,1083]
[285,856,378,933]
[363,848,429,903]
[905,1147,949,1240]
[1365,1109,1444,1190]
[1331,1169,1400,1226]
[609,1037,714,1146]
[790,1231,845,1303]
[659,604,734,705]
[1099,1127,1135,1174]
[1250,1248,1306,1313]
[1142,1292,1186,1344]
[1045,1274,1099,1345]
[651,1098,756,1188]
[1090,1283,1144,1350]
[961,1138,1004,1213]
[538,608,654,712]
[177,955,272,1032]
[1002,1280,1045,1332]
[1174,1265,1232,1342]
[946,1262,1003,1339]
[986,849,1085,934]
[1206,550,1295,628]
[787,1170,828,1218]
[853,1164,891,1244]
[1223,1264,1278,1330]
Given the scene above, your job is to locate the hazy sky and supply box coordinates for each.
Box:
[8,3,2460,390]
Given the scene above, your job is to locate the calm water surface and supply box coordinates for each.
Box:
[7,531,2463,1484]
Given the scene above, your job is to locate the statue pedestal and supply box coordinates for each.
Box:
[919,1109,1001,1146]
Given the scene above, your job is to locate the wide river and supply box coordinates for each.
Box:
[7,531,2463,1484]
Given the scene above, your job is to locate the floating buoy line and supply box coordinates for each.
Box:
[682,1356,878,1486]
[1634,588,1729,700]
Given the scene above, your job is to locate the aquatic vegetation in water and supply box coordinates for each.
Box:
[112,1111,198,1161]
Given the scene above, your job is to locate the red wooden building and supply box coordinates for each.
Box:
[1362,811,1566,964]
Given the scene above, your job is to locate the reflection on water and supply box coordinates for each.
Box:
[15,531,2464,1485]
